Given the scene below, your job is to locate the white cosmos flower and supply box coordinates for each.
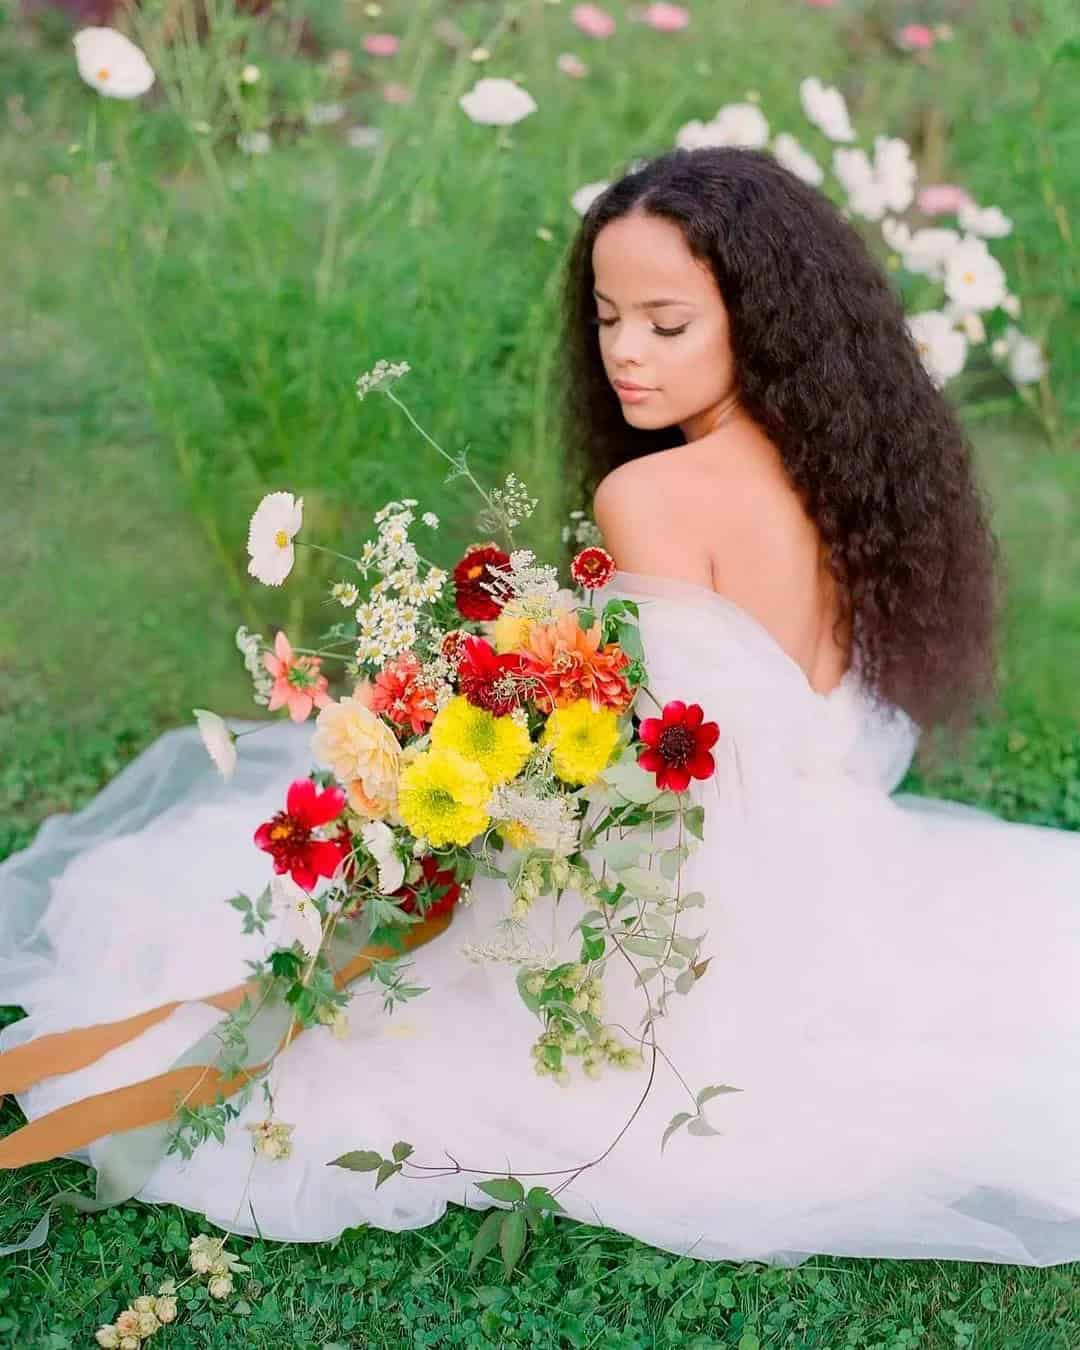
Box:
[943,234,1008,313]
[957,201,1012,238]
[306,102,346,126]
[894,226,961,280]
[193,709,238,782]
[832,147,887,220]
[360,820,406,895]
[871,136,916,214]
[570,180,610,215]
[459,77,537,126]
[73,27,155,99]
[799,76,855,143]
[907,310,968,388]
[771,132,824,185]
[273,873,324,956]
[247,491,304,586]
[675,102,769,151]
[347,125,382,150]
[238,130,271,155]
[1000,325,1047,385]
[1001,293,1021,318]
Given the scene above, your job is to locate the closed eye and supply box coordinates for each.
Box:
[590,317,688,338]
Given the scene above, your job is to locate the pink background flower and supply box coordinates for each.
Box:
[382,82,413,104]
[641,4,690,31]
[898,23,935,49]
[263,631,332,723]
[572,4,616,38]
[363,33,400,57]
[917,184,975,216]
[557,52,590,78]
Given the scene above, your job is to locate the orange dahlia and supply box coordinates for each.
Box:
[522,610,633,714]
[364,651,437,735]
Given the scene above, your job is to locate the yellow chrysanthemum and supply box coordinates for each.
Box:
[429,694,532,786]
[542,698,620,786]
[396,746,491,848]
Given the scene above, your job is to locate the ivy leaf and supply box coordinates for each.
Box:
[391,1140,414,1163]
[524,1186,565,1215]
[374,1160,401,1188]
[499,1210,527,1277]
[475,1176,525,1205]
[661,1111,693,1154]
[327,1150,383,1172]
[696,1083,742,1108]
[468,1211,505,1273]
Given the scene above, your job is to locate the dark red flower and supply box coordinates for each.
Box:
[440,627,471,669]
[456,634,531,716]
[570,545,617,590]
[393,854,461,920]
[453,542,512,620]
[636,700,720,792]
[254,777,348,891]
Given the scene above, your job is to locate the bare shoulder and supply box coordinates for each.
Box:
[592,430,828,673]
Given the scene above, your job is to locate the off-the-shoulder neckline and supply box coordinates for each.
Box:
[599,567,857,703]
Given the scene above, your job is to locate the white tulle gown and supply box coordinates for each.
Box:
[4,569,1080,1268]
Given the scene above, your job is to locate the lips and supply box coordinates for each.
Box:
[614,380,653,391]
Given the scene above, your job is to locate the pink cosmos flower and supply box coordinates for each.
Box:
[805,0,836,8]
[898,23,935,49]
[641,3,690,31]
[917,184,975,217]
[557,52,589,78]
[363,33,400,57]
[382,82,413,104]
[572,4,616,38]
[263,630,332,723]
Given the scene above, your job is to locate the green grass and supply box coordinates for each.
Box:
[2,0,1079,1343]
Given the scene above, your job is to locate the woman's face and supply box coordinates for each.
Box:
[591,211,740,443]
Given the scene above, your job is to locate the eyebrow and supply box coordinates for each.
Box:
[592,288,691,310]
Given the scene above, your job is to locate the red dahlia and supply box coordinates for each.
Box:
[452,542,512,620]
[393,854,461,920]
[570,545,617,590]
[456,634,531,716]
[254,777,348,892]
[637,700,720,792]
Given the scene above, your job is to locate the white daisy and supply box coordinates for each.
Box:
[192,709,238,782]
[571,180,610,215]
[73,26,155,100]
[957,201,1013,238]
[459,77,537,126]
[247,491,304,586]
[360,820,406,895]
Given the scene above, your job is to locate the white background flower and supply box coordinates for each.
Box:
[799,76,855,142]
[771,132,824,185]
[943,234,1008,313]
[360,820,406,894]
[907,310,968,388]
[193,709,237,781]
[957,201,1013,238]
[247,491,303,586]
[238,130,271,155]
[999,325,1047,384]
[884,223,961,279]
[459,77,538,126]
[73,27,155,99]
[570,180,610,215]
[675,103,770,151]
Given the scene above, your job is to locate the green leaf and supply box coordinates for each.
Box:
[619,866,671,901]
[674,969,695,995]
[374,1160,401,1188]
[621,936,668,959]
[475,1176,525,1204]
[469,1211,505,1273]
[661,1111,693,1154]
[681,890,706,909]
[683,805,705,840]
[594,836,641,870]
[696,1083,742,1108]
[327,1150,383,1172]
[499,1210,527,1277]
[687,1116,721,1137]
[658,845,690,879]
[524,1186,566,1214]
[601,760,662,804]
[391,1140,414,1163]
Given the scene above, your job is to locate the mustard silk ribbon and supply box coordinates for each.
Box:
[0,907,450,1171]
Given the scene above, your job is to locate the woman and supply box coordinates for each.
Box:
[3,148,1079,1269]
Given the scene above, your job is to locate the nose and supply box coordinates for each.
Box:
[607,323,645,367]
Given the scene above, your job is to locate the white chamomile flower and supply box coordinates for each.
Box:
[360,820,406,894]
[73,26,155,99]
[247,491,303,586]
[331,581,359,606]
[272,873,324,956]
[422,511,439,528]
[192,709,238,782]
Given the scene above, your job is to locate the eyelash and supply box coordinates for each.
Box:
[591,317,689,338]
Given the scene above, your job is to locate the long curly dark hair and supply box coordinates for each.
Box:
[558,145,1005,762]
